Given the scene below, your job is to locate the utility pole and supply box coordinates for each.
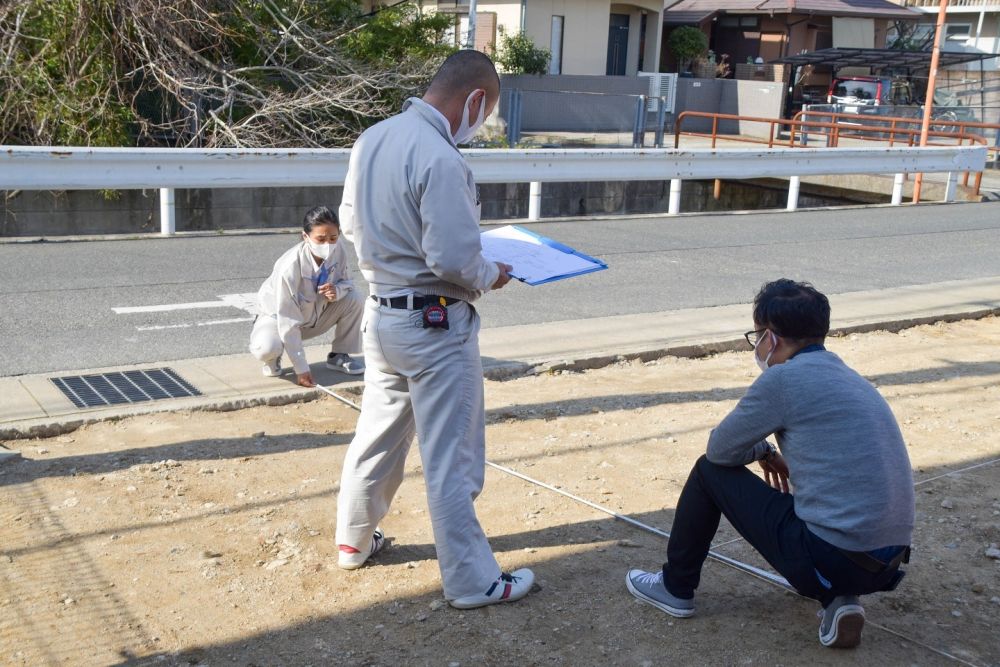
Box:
[912,0,949,204]
[466,0,477,50]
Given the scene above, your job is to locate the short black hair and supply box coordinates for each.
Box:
[303,205,338,233]
[753,279,830,340]
[427,49,500,99]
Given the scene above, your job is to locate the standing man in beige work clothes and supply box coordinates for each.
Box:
[334,50,535,609]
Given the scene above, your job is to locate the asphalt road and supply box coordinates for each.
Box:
[2,201,998,377]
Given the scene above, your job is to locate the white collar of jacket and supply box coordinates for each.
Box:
[402,97,458,149]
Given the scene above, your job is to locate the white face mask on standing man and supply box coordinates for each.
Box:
[453,89,487,145]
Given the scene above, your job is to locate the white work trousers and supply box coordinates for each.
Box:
[336,298,501,599]
[249,292,364,364]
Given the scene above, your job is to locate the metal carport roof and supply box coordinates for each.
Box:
[770,47,998,71]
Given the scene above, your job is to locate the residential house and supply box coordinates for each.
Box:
[416,0,664,75]
[661,0,919,72]
[889,0,1000,71]
[889,0,1000,122]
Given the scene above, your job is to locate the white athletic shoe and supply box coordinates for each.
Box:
[262,358,282,377]
[327,352,365,375]
[337,528,385,570]
[449,569,535,609]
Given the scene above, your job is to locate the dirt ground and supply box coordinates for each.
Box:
[2,316,999,667]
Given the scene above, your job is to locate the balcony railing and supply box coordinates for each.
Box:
[897,0,999,8]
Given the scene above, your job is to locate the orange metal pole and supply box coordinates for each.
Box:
[913,0,949,204]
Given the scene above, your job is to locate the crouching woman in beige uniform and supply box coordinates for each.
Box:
[249,206,365,386]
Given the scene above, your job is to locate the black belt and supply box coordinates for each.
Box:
[839,545,910,574]
[371,295,461,310]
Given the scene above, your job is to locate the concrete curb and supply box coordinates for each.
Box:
[3,306,996,442]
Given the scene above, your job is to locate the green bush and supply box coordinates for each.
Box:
[493,28,550,76]
[668,26,708,73]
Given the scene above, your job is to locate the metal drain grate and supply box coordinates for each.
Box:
[51,368,201,409]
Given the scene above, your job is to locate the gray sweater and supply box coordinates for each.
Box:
[339,98,499,303]
[707,348,914,552]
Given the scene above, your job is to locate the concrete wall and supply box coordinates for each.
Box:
[500,73,648,131]
[1,187,344,237]
[1,180,866,237]
[673,77,785,136]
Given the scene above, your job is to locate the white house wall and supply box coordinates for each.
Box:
[524,0,662,75]
[525,0,613,74]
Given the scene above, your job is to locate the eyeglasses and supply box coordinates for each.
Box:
[744,329,767,349]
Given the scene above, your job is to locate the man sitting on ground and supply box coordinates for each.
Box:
[625,278,914,648]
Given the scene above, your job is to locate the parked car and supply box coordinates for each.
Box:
[827,76,914,109]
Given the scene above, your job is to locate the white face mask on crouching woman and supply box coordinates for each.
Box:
[303,235,335,262]
[453,89,486,145]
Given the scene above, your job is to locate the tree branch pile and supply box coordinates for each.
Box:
[0,0,452,147]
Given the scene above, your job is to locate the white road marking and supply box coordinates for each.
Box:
[113,301,231,314]
[114,293,259,317]
[218,293,260,315]
[136,316,254,332]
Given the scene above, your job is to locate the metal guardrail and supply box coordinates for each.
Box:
[0,145,988,232]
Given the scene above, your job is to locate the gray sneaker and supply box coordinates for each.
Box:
[625,569,695,618]
[818,595,865,648]
[327,352,365,375]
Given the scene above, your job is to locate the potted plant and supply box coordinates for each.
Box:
[668,26,708,77]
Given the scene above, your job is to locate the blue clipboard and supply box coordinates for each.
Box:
[487,225,608,286]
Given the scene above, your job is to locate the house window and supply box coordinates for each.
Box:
[945,23,972,41]
[549,15,564,74]
[719,15,759,28]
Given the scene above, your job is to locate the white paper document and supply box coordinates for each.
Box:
[480,225,607,286]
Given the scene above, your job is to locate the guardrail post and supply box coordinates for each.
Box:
[159,187,176,235]
[528,181,542,221]
[654,97,667,148]
[786,176,800,211]
[668,179,682,215]
[943,172,958,202]
[632,95,647,148]
[507,90,523,147]
[891,173,904,205]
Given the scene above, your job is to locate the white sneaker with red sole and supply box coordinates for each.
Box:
[449,569,535,609]
[337,528,385,570]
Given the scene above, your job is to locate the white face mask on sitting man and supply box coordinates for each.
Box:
[754,330,776,373]
[453,89,487,145]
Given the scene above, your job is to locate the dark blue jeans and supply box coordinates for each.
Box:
[662,456,904,607]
